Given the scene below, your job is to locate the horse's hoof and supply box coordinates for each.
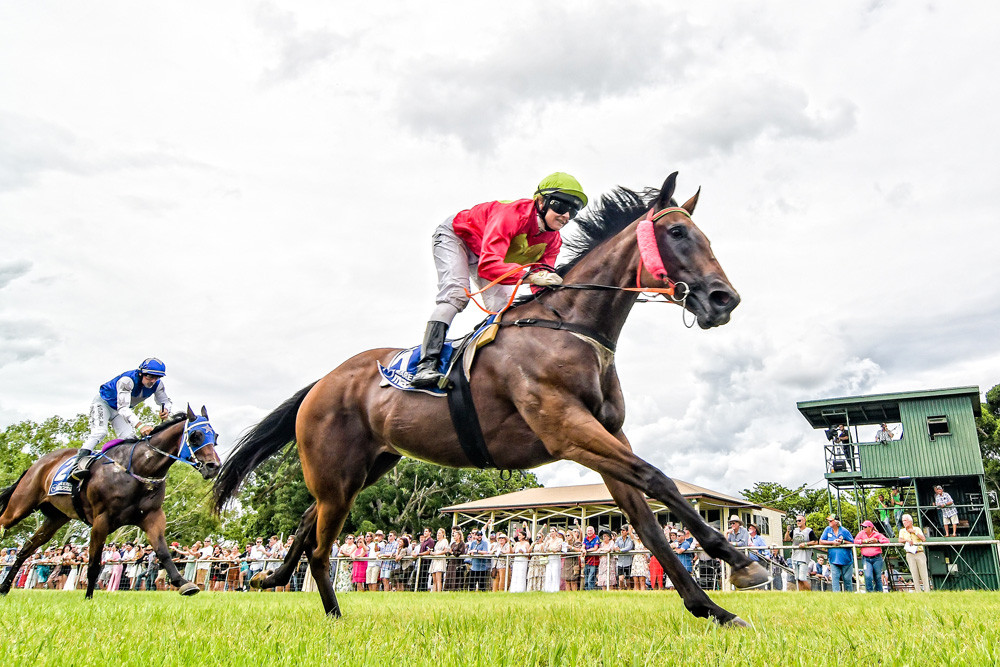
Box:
[249,571,269,590]
[730,561,769,589]
[178,582,200,596]
[725,616,751,628]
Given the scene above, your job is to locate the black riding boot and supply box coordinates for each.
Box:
[409,321,449,389]
[68,449,94,482]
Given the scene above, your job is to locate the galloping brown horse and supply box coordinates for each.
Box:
[0,407,221,598]
[213,173,768,625]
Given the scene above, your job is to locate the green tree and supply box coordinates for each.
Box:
[230,455,542,541]
[740,481,830,518]
[976,383,1000,538]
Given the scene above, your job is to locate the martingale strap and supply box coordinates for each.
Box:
[504,318,617,353]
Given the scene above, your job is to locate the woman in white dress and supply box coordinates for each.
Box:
[630,535,649,590]
[596,530,615,589]
[508,530,530,593]
[429,528,449,592]
[543,528,564,592]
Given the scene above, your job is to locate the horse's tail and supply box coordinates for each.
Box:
[212,381,318,513]
[0,469,29,517]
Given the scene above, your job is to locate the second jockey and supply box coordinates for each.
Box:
[69,357,174,481]
[410,172,587,389]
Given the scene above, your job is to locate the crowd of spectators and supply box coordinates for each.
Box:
[1,503,944,594]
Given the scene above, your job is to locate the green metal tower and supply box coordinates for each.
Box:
[797,386,999,591]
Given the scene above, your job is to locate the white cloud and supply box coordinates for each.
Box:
[1,1,998,503]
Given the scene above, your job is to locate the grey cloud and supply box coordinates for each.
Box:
[394,6,695,151]
[0,260,31,290]
[669,79,857,159]
[853,297,1000,373]
[255,3,352,85]
[627,331,882,482]
[0,318,58,367]
[0,113,211,193]
[0,113,85,192]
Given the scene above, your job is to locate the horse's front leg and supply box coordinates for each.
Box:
[602,469,747,627]
[525,400,768,591]
[141,509,198,595]
[85,515,110,599]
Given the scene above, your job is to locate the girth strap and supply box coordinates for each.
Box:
[71,477,91,526]
[503,318,617,353]
[446,361,497,469]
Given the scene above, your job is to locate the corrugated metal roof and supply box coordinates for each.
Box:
[797,386,981,428]
[441,480,758,513]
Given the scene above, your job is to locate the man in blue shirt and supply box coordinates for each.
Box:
[675,528,695,574]
[819,514,855,592]
[468,530,491,592]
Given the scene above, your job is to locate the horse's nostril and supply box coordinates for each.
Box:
[710,290,739,310]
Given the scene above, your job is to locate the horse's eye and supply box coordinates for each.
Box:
[668,225,686,239]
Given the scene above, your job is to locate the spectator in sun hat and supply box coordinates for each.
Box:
[819,514,854,592]
[726,516,749,547]
[747,524,770,562]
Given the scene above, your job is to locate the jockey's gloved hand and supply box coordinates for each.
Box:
[527,271,563,287]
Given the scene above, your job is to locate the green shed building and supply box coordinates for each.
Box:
[796,386,999,591]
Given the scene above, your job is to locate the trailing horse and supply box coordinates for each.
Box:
[213,173,768,625]
[0,406,221,598]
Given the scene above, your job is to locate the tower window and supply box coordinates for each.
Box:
[927,416,950,440]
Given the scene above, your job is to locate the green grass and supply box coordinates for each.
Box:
[2,590,998,666]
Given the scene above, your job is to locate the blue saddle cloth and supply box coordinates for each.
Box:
[377,315,500,396]
[48,458,76,496]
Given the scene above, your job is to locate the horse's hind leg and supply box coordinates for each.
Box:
[0,514,68,594]
[254,503,318,591]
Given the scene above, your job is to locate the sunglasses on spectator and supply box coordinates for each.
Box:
[546,195,581,219]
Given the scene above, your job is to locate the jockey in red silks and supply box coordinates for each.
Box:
[410,172,588,389]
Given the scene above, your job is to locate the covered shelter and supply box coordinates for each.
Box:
[441,481,785,546]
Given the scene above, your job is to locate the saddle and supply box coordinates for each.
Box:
[47,440,122,524]
[377,315,502,468]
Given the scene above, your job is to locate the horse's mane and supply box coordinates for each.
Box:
[558,185,675,275]
[511,185,674,307]
[118,413,187,445]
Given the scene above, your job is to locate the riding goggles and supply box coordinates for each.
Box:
[545,195,581,219]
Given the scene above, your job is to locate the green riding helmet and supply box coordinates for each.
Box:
[534,172,587,209]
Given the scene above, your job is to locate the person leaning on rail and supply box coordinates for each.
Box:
[410,172,588,389]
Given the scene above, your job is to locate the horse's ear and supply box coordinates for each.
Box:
[186,404,197,421]
[681,187,701,215]
[201,406,209,419]
[657,172,679,209]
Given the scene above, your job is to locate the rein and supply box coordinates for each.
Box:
[98,418,216,487]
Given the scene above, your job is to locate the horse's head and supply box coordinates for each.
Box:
[641,172,740,329]
[179,405,222,479]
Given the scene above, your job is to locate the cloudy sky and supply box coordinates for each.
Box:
[2,1,998,499]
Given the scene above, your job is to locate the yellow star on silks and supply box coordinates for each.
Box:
[504,234,548,264]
